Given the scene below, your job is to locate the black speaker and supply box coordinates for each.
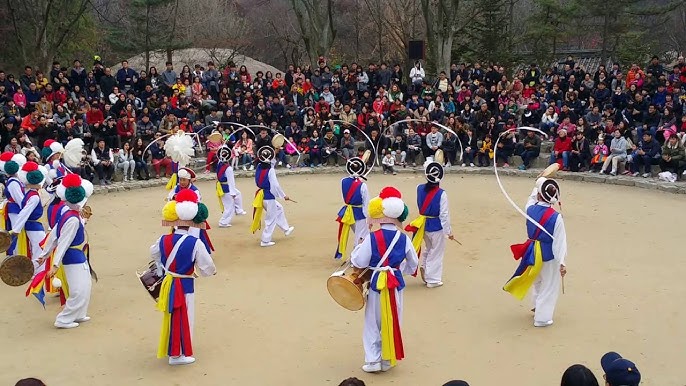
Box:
[408,40,425,60]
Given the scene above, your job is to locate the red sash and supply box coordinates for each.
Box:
[344,179,363,204]
[218,164,229,181]
[419,187,440,215]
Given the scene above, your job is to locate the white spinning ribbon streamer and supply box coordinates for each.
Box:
[493,126,554,239]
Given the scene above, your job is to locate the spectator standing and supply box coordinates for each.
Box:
[116,60,138,91]
[161,61,177,96]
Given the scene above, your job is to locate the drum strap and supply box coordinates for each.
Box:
[373,231,401,271]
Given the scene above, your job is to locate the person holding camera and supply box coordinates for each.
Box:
[91,138,114,185]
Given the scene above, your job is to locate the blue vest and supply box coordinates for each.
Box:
[173,183,200,199]
[416,184,444,232]
[526,204,558,262]
[368,229,408,293]
[159,233,199,294]
[4,177,24,215]
[47,201,67,229]
[48,161,69,178]
[56,211,87,265]
[21,190,45,232]
[217,162,231,193]
[255,165,275,200]
[338,177,365,220]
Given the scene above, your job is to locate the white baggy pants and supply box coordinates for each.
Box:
[55,262,92,325]
[421,231,445,284]
[219,194,236,227]
[363,288,403,363]
[353,219,369,246]
[27,230,46,273]
[531,259,561,323]
[261,200,290,243]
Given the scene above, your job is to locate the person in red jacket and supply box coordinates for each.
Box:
[549,129,572,170]
[86,102,104,131]
[116,112,135,148]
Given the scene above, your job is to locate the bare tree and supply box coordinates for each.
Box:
[290,0,337,66]
[420,0,466,75]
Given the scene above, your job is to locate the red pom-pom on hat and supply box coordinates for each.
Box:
[43,139,56,148]
[176,188,198,203]
[379,186,402,199]
[22,161,39,172]
[0,152,14,162]
[62,173,82,188]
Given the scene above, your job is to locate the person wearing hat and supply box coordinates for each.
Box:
[37,174,95,328]
[601,352,641,386]
[167,167,214,253]
[10,162,49,272]
[350,186,418,373]
[216,145,246,228]
[250,146,295,247]
[151,188,216,365]
[405,160,454,288]
[503,177,567,327]
[41,139,69,181]
[0,152,27,245]
[334,156,370,259]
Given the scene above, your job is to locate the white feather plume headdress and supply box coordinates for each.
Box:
[163,132,195,167]
[63,138,85,169]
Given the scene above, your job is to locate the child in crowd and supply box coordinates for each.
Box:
[297,137,310,167]
[382,150,397,175]
[591,135,608,172]
[477,135,494,167]
[285,136,298,168]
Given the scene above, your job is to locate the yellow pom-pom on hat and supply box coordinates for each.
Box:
[162,201,179,222]
[368,197,384,219]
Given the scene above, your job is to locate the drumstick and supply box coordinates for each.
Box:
[562,276,565,294]
[450,238,463,246]
[286,198,298,203]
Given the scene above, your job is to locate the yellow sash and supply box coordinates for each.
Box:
[165,173,177,191]
[408,215,434,254]
[376,271,397,366]
[337,205,358,259]
[503,241,544,300]
[215,181,225,213]
[250,189,265,233]
[17,229,29,256]
[156,274,174,358]
[0,205,6,231]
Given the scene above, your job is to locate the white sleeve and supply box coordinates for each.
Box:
[227,167,238,195]
[51,217,80,267]
[91,149,100,165]
[108,150,114,161]
[7,181,25,204]
[268,169,286,199]
[439,192,451,235]
[361,182,369,218]
[350,235,372,269]
[400,234,419,275]
[149,236,163,275]
[525,187,538,210]
[193,239,216,276]
[167,190,175,201]
[11,194,40,233]
[552,215,567,266]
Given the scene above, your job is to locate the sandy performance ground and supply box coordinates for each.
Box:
[1,174,684,386]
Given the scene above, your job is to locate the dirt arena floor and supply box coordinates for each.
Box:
[1,173,684,386]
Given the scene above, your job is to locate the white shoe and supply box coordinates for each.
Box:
[362,362,382,373]
[426,281,443,288]
[285,226,295,236]
[122,177,128,182]
[470,163,475,167]
[169,355,196,366]
[54,321,79,329]
[461,163,466,167]
[75,316,91,323]
[242,166,247,171]
[381,360,393,372]
[533,320,554,327]
[260,241,276,247]
[249,165,254,171]
[642,173,650,178]
[278,161,283,166]
[236,210,247,215]
[218,224,232,228]
[682,170,686,176]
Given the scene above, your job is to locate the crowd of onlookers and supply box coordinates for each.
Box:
[1,53,685,185]
[15,350,643,386]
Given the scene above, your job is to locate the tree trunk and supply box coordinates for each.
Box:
[600,14,610,63]
[145,5,151,70]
